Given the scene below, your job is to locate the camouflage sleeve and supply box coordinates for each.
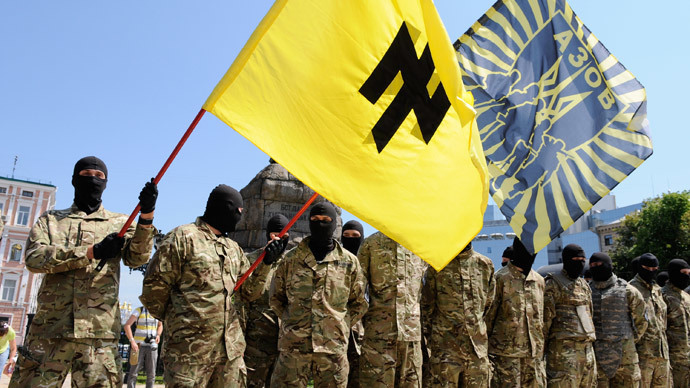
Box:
[139,232,183,320]
[347,258,369,326]
[24,215,91,274]
[421,267,437,338]
[484,264,496,319]
[357,238,371,286]
[238,249,273,303]
[627,284,648,343]
[122,223,156,268]
[484,273,501,335]
[542,278,557,342]
[269,258,288,319]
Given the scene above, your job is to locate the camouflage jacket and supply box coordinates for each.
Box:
[422,248,495,360]
[243,249,281,347]
[486,263,544,358]
[26,205,155,339]
[543,270,595,343]
[140,218,271,361]
[661,283,690,363]
[358,232,427,342]
[269,237,368,355]
[629,274,669,359]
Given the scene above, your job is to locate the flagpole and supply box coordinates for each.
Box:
[95,108,207,272]
[234,192,319,291]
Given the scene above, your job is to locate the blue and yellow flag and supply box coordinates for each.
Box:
[204,0,488,270]
[455,0,652,253]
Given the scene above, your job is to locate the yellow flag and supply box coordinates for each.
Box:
[204,0,488,270]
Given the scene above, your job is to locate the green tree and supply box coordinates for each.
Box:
[612,191,690,278]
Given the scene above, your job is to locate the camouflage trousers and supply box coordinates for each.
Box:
[670,361,689,388]
[358,339,422,388]
[244,342,278,388]
[163,340,246,388]
[595,362,641,388]
[429,351,491,387]
[271,351,349,388]
[545,339,597,388]
[9,337,121,388]
[638,357,671,388]
[490,354,546,388]
[347,329,362,388]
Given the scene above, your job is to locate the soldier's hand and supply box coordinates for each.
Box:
[263,238,288,265]
[93,233,126,260]
[139,178,158,214]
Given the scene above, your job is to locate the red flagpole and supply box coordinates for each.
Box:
[234,192,319,291]
[95,108,207,272]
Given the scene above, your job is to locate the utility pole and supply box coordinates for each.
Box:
[11,155,18,178]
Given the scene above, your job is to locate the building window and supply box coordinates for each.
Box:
[487,247,492,254]
[0,187,6,194]
[10,244,22,262]
[0,316,8,325]
[16,205,30,226]
[1,279,17,301]
[21,190,34,198]
[604,234,614,246]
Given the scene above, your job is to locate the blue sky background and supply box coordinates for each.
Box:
[2,1,688,306]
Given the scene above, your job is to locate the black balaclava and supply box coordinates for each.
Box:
[589,252,613,282]
[638,253,659,284]
[72,156,108,214]
[630,257,640,278]
[201,184,243,235]
[502,246,514,267]
[341,220,364,255]
[562,244,586,279]
[510,237,536,275]
[308,202,337,262]
[668,259,690,290]
[266,214,289,241]
[657,271,669,287]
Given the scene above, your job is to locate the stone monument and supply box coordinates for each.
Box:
[230,160,341,252]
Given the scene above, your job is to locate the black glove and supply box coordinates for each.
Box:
[139,178,158,214]
[263,238,288,265]
[93,233,126,260]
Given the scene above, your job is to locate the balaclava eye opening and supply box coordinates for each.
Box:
[308,202,337,262]
[341,220,364,255]
[589,252,613,282]
[562,244,586,279]
[72,156,108,214]
[202,184,243,235]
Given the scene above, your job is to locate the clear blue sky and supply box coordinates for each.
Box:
[2,1,688,306]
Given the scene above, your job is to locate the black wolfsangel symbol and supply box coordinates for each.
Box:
[360,23,451,153]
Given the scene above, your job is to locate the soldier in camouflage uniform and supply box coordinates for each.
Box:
[661,259,690,388]
[140,185,285,388]
[543,244,597,387]
[10,156,157,388]
[341,220,365,388]
[244,214,290,388]
[422,243,495,387]
[629,253,672,388]
[269,202,368,388]
[357,231,427,388]
[588,252,648,388]
[486,238,545,388]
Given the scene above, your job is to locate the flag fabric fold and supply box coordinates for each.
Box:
[455,0,652,253]
[204,0,488,270]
